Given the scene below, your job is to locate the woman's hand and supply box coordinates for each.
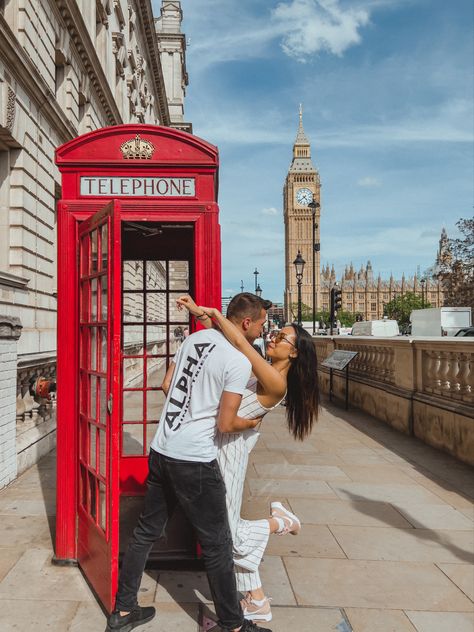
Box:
[198,306,218,319]
[176,295,201,317]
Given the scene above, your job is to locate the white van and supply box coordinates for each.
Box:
[410,307,472,337]
[351,319,400,337]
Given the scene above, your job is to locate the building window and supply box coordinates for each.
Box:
[358,293,364,300]
[370,293,376,299]
[371,302,377,311]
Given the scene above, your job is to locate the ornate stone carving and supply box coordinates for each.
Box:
[0,315,22,340]
[6,87,16,132]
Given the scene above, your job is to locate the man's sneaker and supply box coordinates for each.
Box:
[240,619,272,631]
[270,501,301,535]
[105,605,156,632]
[240,593,272,621]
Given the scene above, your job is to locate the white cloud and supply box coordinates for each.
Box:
[357,176,381,187]
[272,0,370,61]
[179,0,381,72]
[262,207,279,215]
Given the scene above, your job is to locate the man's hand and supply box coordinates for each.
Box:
[247,416,263,429]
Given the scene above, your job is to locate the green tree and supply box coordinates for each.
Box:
[437,218,474,310]
[336,310,357,327]
[384,292,430,328]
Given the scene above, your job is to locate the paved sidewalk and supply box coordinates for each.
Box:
[0,402,473,632]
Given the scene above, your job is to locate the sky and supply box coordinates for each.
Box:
[155,0,473,303]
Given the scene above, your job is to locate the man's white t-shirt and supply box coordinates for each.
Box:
[150,328,251,462]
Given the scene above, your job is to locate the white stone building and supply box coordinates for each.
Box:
[0,0,189,486]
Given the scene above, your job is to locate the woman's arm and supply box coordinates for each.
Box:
[161,362,176,395]
[200,306,286,402]
[176,295,213,329]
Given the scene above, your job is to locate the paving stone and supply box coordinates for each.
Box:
[283,558,474,610]
[270,606,349,630]
[262,439,315,452]
[284,452,346,466]
[340,464,417,484]
[393,502,474,530]
[259,555,297,605]
[68,600,105,631]
[345,608,417,631]
[0,549,93,601]
[154,570,213,603]
[265,524,346,558]
[0,547,24,582]
[330,525,474,564]
[405,610,474,632]
[0,498,56,516]
[253,463,350,481]
[0,598,78,632]
[335,449,392,466]
[0,514,53,548]
[436,563,474,601]
[331,482,443,505]
[288,498,414,528]
[249,478,337,498]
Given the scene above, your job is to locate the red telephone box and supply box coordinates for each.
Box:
[54,125,221,611]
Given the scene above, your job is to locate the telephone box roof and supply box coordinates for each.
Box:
[56,124,219,167]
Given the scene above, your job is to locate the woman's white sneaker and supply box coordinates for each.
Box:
[240,594,272,622]
[270,501,301,535]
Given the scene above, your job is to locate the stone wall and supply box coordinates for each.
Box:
[314,336,474,466]
[0,316,21,487]
[0,0,188,483]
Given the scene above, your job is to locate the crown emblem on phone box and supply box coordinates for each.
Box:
[120,134,155,159]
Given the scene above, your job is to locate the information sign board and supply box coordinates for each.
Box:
[321,350,358,371]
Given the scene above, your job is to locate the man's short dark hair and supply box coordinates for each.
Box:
[227,292,272,322]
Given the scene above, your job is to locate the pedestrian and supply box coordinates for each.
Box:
[177,294,319,623]
[106,294,273,632]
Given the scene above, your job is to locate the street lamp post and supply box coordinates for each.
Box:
[420,277,426,308]
[308,199,320,335]
[253,268,259,292]
[255,284,262,298]
[293,250,306,326]
[240,280,244,293]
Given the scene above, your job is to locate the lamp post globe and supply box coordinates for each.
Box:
[255,284,262,298]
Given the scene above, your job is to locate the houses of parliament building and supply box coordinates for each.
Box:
[283,109,445,322]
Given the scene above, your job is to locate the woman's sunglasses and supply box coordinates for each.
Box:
[273,331,297,348]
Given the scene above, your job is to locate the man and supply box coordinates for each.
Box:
[106,293,272,632]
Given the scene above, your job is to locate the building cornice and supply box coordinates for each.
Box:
[0,270,30,290]
[135,0,171,126]
[0,15,77,142]
[56,0,122,126]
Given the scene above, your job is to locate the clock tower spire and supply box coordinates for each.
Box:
[283,107,321,323]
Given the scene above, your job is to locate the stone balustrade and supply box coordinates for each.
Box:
[314,336,474,466]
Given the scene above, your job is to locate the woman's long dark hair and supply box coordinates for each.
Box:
[285,324,319,440]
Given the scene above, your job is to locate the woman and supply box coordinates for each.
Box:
[176,295,319,622]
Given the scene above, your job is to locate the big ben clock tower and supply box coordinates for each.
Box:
[284,106,321,322]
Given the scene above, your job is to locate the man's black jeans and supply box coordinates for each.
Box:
[115,449,244,631]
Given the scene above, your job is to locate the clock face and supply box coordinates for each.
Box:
[296,187,313,205]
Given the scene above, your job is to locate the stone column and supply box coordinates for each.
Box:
[0,316,22,488]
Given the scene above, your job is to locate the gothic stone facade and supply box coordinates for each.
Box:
[0,0,189,485]
[284,111,443,322]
